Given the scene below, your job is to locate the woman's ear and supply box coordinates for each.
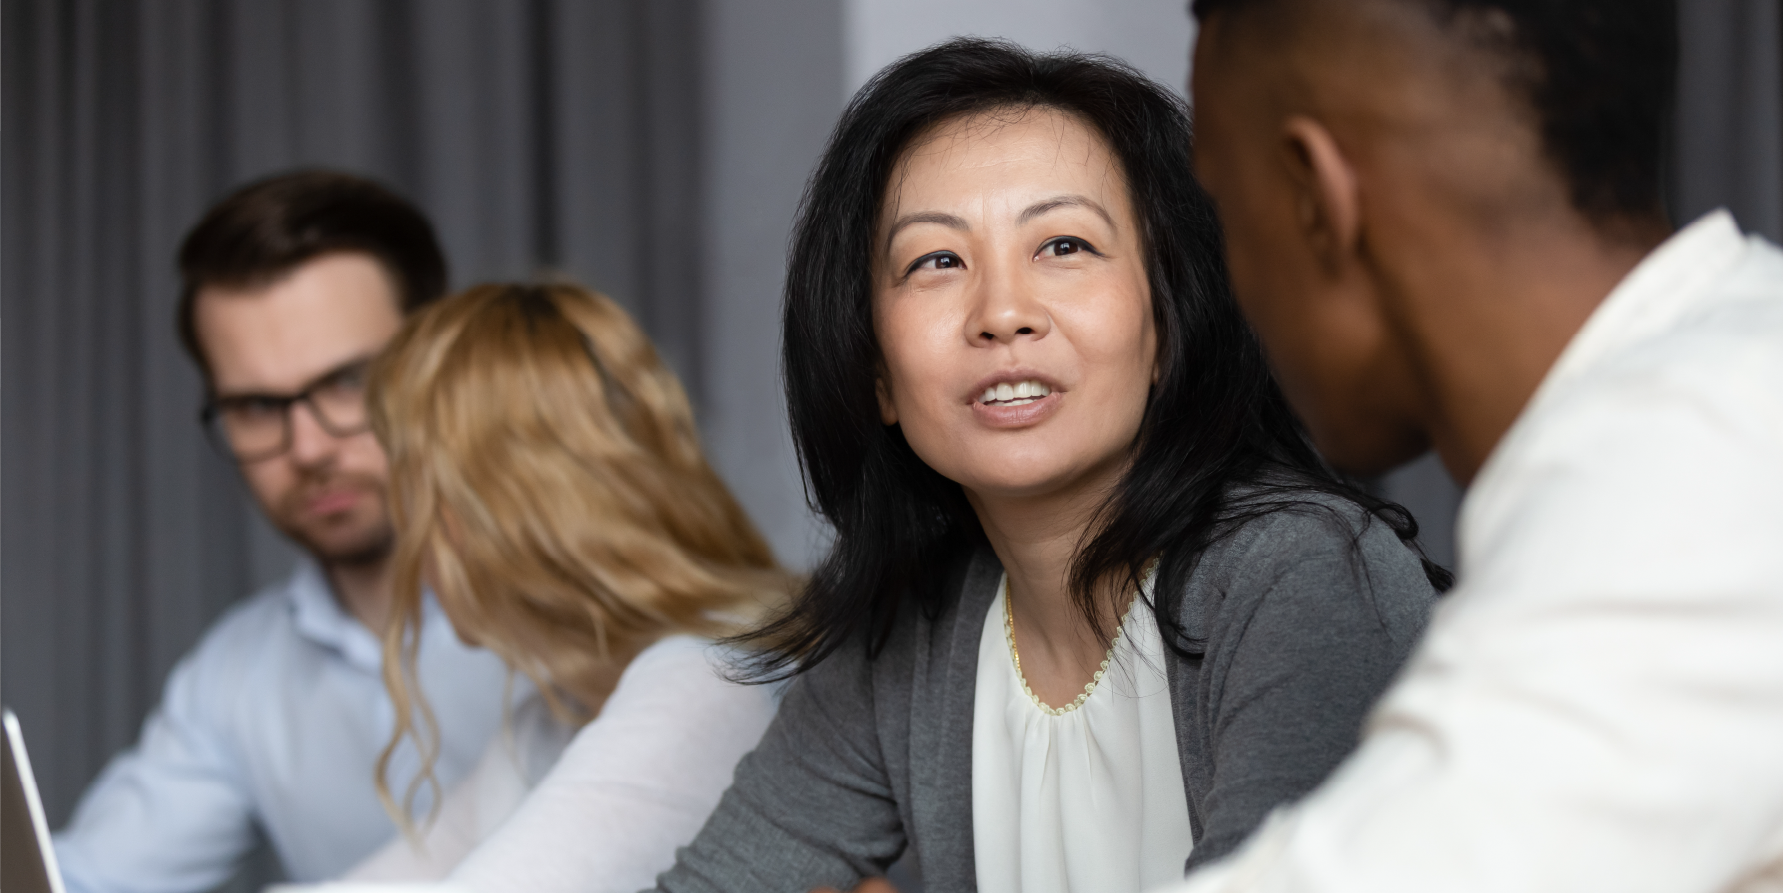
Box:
[875,376,899,426]
[1280,115,1361,275]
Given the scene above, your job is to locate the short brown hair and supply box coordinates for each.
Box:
[176,169,449,382]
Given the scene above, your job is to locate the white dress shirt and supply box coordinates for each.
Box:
[974,575,1193,893]
[345,635,780,893]
[53,560,512,893]
[1167,210,1783,893]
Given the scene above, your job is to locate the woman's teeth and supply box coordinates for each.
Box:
[979,380,1053,406]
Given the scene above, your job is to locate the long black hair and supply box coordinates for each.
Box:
[754,38,1449,677]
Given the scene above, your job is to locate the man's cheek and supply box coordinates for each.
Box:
[242,464,296,517]
[343,435,392,478]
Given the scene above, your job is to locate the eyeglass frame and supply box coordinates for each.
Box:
[199,356,377,463]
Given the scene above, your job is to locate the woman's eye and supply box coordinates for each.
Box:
[908,251,964,274]
[1039,237,1096,258]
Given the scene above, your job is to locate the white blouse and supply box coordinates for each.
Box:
[345,635,778,893]
[972,574,1193,893]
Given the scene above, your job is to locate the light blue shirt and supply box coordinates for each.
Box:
[53,560,513,893]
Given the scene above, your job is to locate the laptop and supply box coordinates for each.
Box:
[3,709,68,893]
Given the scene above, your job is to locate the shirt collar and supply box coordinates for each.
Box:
[1531,209,1748,408]
[1469,210,1749,490]
[283,559,451,674]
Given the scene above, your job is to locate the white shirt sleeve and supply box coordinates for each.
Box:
[445,636,778,893]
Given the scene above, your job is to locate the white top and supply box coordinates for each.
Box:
[975,574,1193,893]
[52,561,512,892]
[346,635,780,893]
[1168,211,1783,893]
[344,695,574,882]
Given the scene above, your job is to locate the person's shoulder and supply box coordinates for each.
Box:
[1724,231,1783,306]
[1205,488,1422,580]
[629,634,720,673]
[177,573,306,673]
[1604,235,1783,412]
[596,636,780,737]
[1177,488,1438,644]
[147,571,311,735]
[1465,251,1783,593]
[615,635,759,696]
[813,543,996,667]
[1515,254,1783,486]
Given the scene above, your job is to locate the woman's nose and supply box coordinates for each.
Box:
[967,265,1050,344]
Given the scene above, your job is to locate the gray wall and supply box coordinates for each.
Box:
[699,0,845,571]
[1675,0,1783,239]
[844,0,1195,98]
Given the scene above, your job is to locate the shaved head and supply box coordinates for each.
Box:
[1198,0,1570,245]
[1190,0,1676,481]
[1195,0,1675,232]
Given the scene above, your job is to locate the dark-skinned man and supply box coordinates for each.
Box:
[1173,1,1783,891]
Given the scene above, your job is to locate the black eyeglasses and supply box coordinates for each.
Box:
[200,360,373,463]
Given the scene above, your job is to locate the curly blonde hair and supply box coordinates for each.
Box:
[367,281,790,827]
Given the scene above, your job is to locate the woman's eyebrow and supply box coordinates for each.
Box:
[1017,194,1114,227]
[884,211,970,247]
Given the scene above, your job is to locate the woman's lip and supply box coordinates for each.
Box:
[970,391,1062,428]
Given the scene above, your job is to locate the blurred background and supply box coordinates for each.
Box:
[2,1,1777,889]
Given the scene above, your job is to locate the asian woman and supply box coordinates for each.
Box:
[652,39,1449,893]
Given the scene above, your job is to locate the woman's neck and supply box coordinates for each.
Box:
[968,467,1132,708]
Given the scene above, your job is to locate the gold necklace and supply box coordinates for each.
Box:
[1002,576,1138,717]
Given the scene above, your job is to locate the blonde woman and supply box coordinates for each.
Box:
[343,282,790,892]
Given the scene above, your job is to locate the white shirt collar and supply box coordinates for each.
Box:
[1473,210,1749,488]
[1532,210,1747,410]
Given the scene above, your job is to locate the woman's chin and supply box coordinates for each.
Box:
[908,421,1139,508]
[953,462,1111,506]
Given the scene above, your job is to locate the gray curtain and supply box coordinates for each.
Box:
[1675,0,1783,238]
[2,0,701,846]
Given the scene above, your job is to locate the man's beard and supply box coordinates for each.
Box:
[315,525,395,568]
[271,469,397,568]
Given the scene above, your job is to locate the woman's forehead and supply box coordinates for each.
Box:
[881,108,1132,223]
[897,108,1112,179]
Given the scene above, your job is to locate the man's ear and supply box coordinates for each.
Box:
[1281,116,1361,273]
[875,376,898,426]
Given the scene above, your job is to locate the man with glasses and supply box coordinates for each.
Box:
[53,170,511,893]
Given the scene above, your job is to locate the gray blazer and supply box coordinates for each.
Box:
[655,499,1438,893]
